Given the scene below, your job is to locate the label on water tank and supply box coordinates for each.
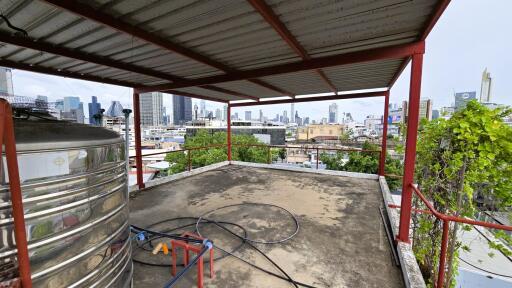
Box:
[3,151,70,182]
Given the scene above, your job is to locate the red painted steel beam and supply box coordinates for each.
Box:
[388,57,410,89]
[0,59,139,87]
[230,91,385,107]
[132,90,145,189]
[379,91,390,176]
[139,42,425,93]
[398,53,424,243]
[420,0,451,41]
[43,0,292,98]
[248,0,337,94]
[0,31,183,83]
[164,90,229,103]
[0,100,33,288]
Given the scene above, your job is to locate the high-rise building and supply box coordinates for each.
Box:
[454,91,476,111]
[105,101,124,117]
[290,103,295,123]
[328,103,338,123]
[88,96,101,124]
[200,100,206,118]
[223,105,228,121]
[245,111,252,121]
[283,110,288,124]
[0,67,14,95]
[419,98,433,121]
[61,96,84,123]
[259,110,263,122]
[480,68,492,103]
[35,95,48,111]
[172,94,192,126]
[140,92,164,126]
[215,108,222,120]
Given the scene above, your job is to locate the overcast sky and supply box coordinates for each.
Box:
[10,0,511,122]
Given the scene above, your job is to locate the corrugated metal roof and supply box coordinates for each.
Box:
[0,0,447,102]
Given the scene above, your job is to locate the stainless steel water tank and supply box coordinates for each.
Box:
[0,118,132,287]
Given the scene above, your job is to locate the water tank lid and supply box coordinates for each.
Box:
[13,119,123,152]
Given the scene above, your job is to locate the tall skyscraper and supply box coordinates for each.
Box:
[419,99,433,121]
[328,103,338,123]
[290,103,295,123]
[215,108,222,120]
[259,109,263,122]
[172,94,192,126]
[223,105,228,121]
[140,92,164,126]
[0,67,14,95]
[61,96,84,123]
[105,101,124,117]
[88,96,101,124]
[200,100,206,117]
[480,68,492,103]
[454,91,476,111]
[245,111,252,121]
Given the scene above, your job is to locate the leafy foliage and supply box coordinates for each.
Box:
[413,100,512,287]
[320,141,403,190]
[164,130,270,174]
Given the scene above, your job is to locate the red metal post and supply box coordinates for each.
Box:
[437,220,450,288]
[397,53,423,242]
[316,147,319,169]
[133,90,145,189]
[0,100,33,288]
[227,104,232,162]
[188,149,192,171]
[379,91,390,176]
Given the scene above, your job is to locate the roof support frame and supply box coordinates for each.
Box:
[230,91,386,107]
[139,41,425,93]
[42,0,294,98]
[248,0,338,94]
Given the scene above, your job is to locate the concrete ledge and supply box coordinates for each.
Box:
[129,161,230,193]
[379,176,426,288]
[231,161,379,180]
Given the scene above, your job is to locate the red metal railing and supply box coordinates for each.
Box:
[391,184,512,288]
[129,143,382,187]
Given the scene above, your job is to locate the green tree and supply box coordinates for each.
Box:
[413,100,512,287]
[164,130,270,174]
[320,141,402,190]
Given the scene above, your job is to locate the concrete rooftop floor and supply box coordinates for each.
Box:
[129,165,404,288]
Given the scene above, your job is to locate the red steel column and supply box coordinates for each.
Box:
[133,90,145,189]
[0,100,32,288]
[379,91,390,176]
[437,219,450,288]
[227,104,232,162]
[397,53,423,242]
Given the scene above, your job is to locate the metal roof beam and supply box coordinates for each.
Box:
[230,91,385,107]
[0,32,183,82]
[139,41,425,93]
[42,0,294,98]
[0,59,139,87]
[200,85,259,101]
[248,0,338,94]
[420,0,451,41]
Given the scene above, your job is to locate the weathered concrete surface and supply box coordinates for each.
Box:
[130,165,404,287]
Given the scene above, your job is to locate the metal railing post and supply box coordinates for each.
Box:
[188,149,192,171]
[316,147,319,169]
[133,90,145,189]
[437,219,450,288]
[267,146,271,164]
[0,100,33,288]
[379,91,390,176]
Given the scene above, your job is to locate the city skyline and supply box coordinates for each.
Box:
[4,0,512,123]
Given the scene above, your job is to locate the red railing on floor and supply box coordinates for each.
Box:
[391,184,512,288]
